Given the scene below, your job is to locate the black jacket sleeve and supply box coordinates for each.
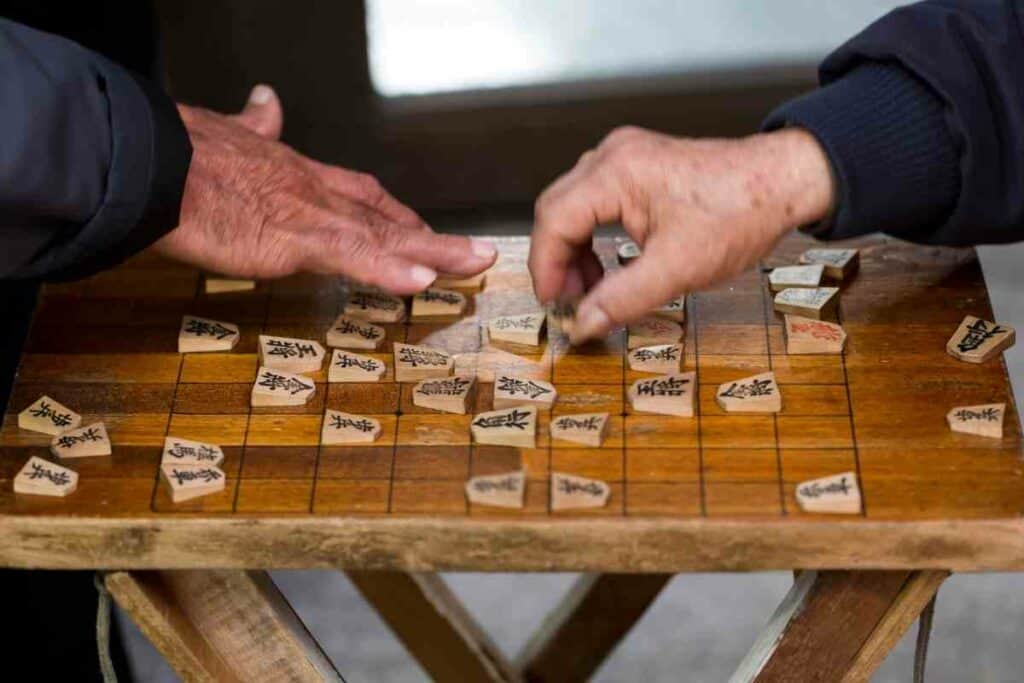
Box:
[0,18,191,280]
[763,0,1024,247]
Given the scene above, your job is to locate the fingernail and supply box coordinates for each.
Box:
[570,302,611,345]
[249,84,273,105]
[409,265,437,288]
[470,238,497,260]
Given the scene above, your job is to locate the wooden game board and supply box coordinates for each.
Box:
[1,235,1022,572]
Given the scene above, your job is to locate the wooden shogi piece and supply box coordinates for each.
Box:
[773,287,839,320]
[344,289,406,323]
[551,472,610,511]
[627,316,682,350]
[471,405,538,447]
[162,436,225,467]
[550,412,609,447]
[652,296,686,323]
[464,471,526,509]
[160,463,226,503]
[321,410,382,445]
[627,344,682,374]
[258,334,326,374]
[768,264,825,292]
[546,301,578,339]
[326,314,385,350]
[799,248,859,280]
[251,366,316,407]
[628,372,696,417]
[784,315,847,354]
[393,343,454,382]
[492,375,557,410]
[412,375,476,414]
[488,312,546,346]
[18,395,81,436]
[50,422,111,459]
[13,456,78,497]
[435,272,487,290]
[795,471,861,514]
[411,287,467,318]
[178,315,240,353]
[617,240,641,265]
[947,403,1006,439]
[328,349,386,383]
[946,316,1016,364]
[204,277,255,294]
[716,371,781,414]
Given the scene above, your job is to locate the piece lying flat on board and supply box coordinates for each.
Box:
[393,343,454,382]
[617,240,641,264]
[493,375,557,410]
[652,296,686,323]
[551,472,610,511]
[321,410,382,445]
[435,272,487,290]
[411,287,467,318]
[716,372,782,414]
[465,471,526,509]
[204,277,255,294]
[14,456,78,497]
[18,395,81,436]
[799,248,859,280]
[550,412,610,447]
[946,315,1016,364]
[628,372,696,417]
[162,436,225,467]
[784,315,847,354]
[344,289,405,323]
[627,316,682,349]
[795,472,861,514]
[251,366,316,407]
[178,315,240,353]
[329,349,386,383]
[628,343,683,374]
[471,405,538,447]
[161,463,226,503]
[50,422,111,459]
[488,313,546,346]
[768,264,825,291]
[413,375,476,414]
[773,287,839,320]
[326,314,385,350]
[947,403,1006,439]
[259,335,326,374]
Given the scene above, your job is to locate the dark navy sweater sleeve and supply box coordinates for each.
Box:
[763,0,1024,246]
[0,18,191,280]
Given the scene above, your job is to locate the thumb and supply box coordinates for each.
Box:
[234,84,283,140]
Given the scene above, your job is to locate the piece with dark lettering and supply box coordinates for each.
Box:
[784,315,847,354]
[773,287,839,321]
[627,343,682,374]
[470,406,538,447]
[550,412,610,447]
[716,372,781,413]
[652,295,686,323]
[178,315,240,353]
[259,335,326,374]
[161,463,227,503]
[628,372,696,417]
[326,314,385,350]
[13,456,78,497]
[329,349,386,383]
[49,422,111,459]
[411,287,467,318]
[488,312,546,346]
[795,472,861,514]
[344,288,405,323]
[799,248,859,280]
[493,375,557,410]
[251,366,316,407]
[551,472,610,511]
[464,471,525,509]
[321,409,382,444]
[162,436,225,466]
[413,375,475,414]
[946,402,1006,439]
[393,343,453,382]
[18,395,81,436]
[946,316,1016,364]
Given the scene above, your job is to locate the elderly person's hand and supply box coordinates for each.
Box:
[155,85,496,295]
[528,126,834,343]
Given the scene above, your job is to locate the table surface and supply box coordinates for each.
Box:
[0,234,1021,572]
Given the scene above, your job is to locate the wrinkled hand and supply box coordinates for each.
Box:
[155,85,496,294]
[529,126,834,342]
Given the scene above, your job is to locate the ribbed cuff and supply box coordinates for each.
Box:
[763,62,959,242]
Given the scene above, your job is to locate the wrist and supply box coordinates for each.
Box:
[748,128,835,235]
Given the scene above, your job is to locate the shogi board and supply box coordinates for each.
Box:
[0,235,1022,573]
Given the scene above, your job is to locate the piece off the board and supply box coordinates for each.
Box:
[13,456,77,497]
[329,349,386,383]
[465,471,526,509]
[784,315,847,354]
[18,395,81,436]
[471,406,537,447]
[773,287,839,320]
[493,375,557,410]
[795,472,861,514]
[716,372,782,414]
[550,412,609,447]
[50,422,112,459]
[321,410,382,445]
[326,314,385,350]
[946,316,1016,364]
[628,372,696,417]
[178,315,239,353]
[551,472,610,511]
[947,403,1006,439]
[413,375,476,414]
[251,366,316,407]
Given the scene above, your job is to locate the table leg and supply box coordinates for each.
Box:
[106,570,342,683]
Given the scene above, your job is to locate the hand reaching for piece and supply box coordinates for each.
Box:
[528,126,835,343]
[155,85,496,294]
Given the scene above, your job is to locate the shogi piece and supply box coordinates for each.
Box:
[328,349,386,383]
[551,472,610,511]
[251,366,316,407]
[411,287,467,318]
[628,372,696,417]
[13,456,77,497]
[259,335,326,374]
[435,272,487,290]
[799,248,859,280]
[18,395,81,436]
[617,240,641,264]
[946,316,1016,364]
[344,289,405,323]
[627,316,682,350]
[413,375,476,414]
[204,277,255,294]
[773,287,839,320]
[768,264,825,291]
[546,301,577,338]
[321,410,382,445]
[488,313,546,346]
[471,405,538,447]
[716,372,781,413]
[550,412,609,447]
[947,403,1006,439]
[492,375,557,410]
[326,314,385,350]
[784,315,847,354]
[393,343,453,382]
[795,472,861,514]
[161,463,226,503]
[162,436,225,467]
[465,471,525,509]
[178,315,239,353]
[50,422,111,459]
[628,344,682,374]
[653,296,686,323]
